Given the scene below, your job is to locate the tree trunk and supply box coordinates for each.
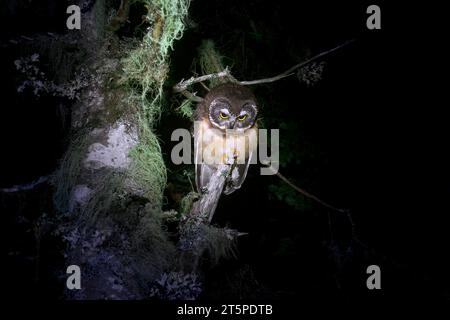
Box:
[51,0,191,300]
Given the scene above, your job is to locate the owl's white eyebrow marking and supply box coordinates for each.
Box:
[209,98,231,114]
[210,98,230,106]
[242,103,258,113]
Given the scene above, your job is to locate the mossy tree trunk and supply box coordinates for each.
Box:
[2,0,248,299]
[51,0,191,300]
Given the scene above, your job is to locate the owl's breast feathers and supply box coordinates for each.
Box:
[197,118,257,166]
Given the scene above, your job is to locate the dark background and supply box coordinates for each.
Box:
[1,0,449,310]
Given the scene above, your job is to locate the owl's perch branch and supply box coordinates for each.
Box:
[193,164,230,223]
[173,67,236,97]
[178,164,233,272]
[173,39,355,101]
[178,164,230,251]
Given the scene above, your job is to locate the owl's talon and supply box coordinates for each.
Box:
[220,170,230,178]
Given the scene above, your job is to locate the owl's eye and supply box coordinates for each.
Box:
[219,112,229,119]
[237,114,247,121]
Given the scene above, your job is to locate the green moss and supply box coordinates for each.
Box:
[120,0,190,123]
[54,0,191,213]
[118,0,191,206]
[176,98,194,119]
[128,117,167,207]
[197,40,227,87]
[179,191,199,215]
[48,1,197,298]
[147,0,191,63]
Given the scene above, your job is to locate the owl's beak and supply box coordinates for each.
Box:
[231,120,238,129]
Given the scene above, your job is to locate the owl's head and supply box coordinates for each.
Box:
[200,83,258,131]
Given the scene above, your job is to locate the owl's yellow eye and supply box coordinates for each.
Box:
[219,112,229,119]
[237,114,247,121]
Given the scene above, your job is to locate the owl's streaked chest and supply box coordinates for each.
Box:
[196,119,258,165]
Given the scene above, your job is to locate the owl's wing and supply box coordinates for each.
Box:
[195,127,214,193]
[196,162,216,193]
[223,149,253,195]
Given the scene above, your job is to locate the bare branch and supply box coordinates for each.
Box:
[199,81,210,91]
[1,175,50,193]
[178,163,231,265]
[238,72,295,86]
[265,165,348,214]
[239,39,355,85]
[173,67,236,93]
[172,39,355,99]
[191,164,230,223]
[277,171,347,213]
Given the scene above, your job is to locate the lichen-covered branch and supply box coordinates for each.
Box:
[178,164,229,252]
[173,67,235,93]
[178,164,246,272]
[195,164,230,223]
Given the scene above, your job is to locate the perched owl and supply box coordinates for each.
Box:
[194,83,258,195]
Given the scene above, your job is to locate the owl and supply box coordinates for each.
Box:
[194,83,258,195]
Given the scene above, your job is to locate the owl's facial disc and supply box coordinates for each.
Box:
[233,103,257,130]
[209,98,233,130]
[208,98,257,130]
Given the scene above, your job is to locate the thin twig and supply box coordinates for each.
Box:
[239,39,355,85]
[268,167,348,214]
[180,90,203,102]
[276,171,347,213]
[199,81,210,91]
[238,73,295,85]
